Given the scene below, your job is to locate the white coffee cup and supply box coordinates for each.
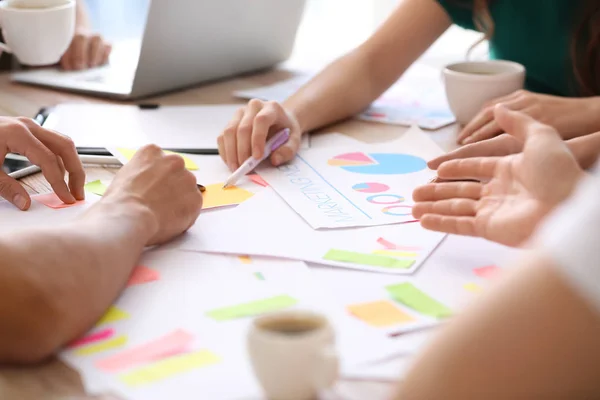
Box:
[0,0,75,66]
[443,60,526,125]
[247,310,339,400]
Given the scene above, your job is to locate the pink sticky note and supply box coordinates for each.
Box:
[474,265,502,279]
[126,266,160,287]
[68,328,115,349]
[249,174,269,187]
[33,193,85,209]
[96,329,193,372]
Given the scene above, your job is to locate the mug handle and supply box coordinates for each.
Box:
[313,347,339,391]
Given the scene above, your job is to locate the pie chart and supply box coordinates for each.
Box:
[328,152,427,175]
[352,182,390,193]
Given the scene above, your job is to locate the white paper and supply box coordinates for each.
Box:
[257,125,444,229]
[169,187,446,275]
[233,63,455,130]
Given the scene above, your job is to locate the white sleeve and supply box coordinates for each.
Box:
[536,164,600,313]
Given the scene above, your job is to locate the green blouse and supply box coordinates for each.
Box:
[436,0,580,97]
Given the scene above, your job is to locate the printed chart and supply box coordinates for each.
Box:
[257,126,444,229]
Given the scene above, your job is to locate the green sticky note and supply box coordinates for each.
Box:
[323,249,415,269]
[84,180,108,196]
[386,282,452,319]
[206,295,297,321]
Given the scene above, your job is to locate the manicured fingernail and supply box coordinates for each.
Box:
[272,155,282,166]
[13,194,27,210]
[228,163,237,172]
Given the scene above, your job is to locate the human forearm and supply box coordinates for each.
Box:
[283,0,451,133]
[393,254,600,399]
[567,131,600,170]
[0,200,156,363]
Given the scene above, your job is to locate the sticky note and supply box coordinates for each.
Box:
[372,249,419,258]
[249,174,269,187]
[96,329,194,373]
[33,193,85,209]
[386,283,452,318]
[69,328,115,349]
[348,300,415,327]
[474,265,501,279]
[96,306,130,326]
[84,180,108,196]
[463,282,483,294]
[126,265,161,287]
[117,148,198,171]
[238,255,252,264]
[75,335,128,356]
[254,272,265,281]
[323,249,415,269]
[163,150,199,171]
[119,350,220,387]
[202,184,253,209]
[206,295,297,321]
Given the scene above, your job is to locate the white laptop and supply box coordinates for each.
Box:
[11,0,306,99]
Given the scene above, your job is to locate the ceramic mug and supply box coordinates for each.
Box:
[247,310,339,400]
[443,60,526,125]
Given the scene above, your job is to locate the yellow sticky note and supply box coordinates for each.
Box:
[97,306,129,326]
[75,335,128,356]
[119,350,220,387]
[238,256,252,264]
[163,150,199,171]
[202,184,253,209]
[463,282,483,294]
[348,300,415,327]
[116,148,198,171]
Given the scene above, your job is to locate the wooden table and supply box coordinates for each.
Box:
[0,69,459,400]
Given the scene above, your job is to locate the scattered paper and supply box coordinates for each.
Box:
[376,237,422,252]
[68,328,115,348]
[126,265,161,287]
[257,126,443,229]
[238,256,252,264]
[119,350,220,387]
[386,283,452,319]
[372,249,419,258]
[463,282,483,294]
[84,180,108,196]
[96,330,194,373]
[32,193,85,210]
[248,174,269,187]
[75,335,128,356]
[348,300,415,327]
[474,265,501,279]
[323,249,415,269]
[206,295,297,321]
[97,306,130,326]
[115,148,199,171]
[202,184,254,209]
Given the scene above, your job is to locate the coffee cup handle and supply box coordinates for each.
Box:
[313,347,339,391]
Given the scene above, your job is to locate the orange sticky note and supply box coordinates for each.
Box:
[127,265,160,287]
[96,329,194,373]
[249,174,269,187]
[474,265,501,279]
[202,184,253,209]
[238,256,252,264]
[33,193,85,209]
[348,300,415,327]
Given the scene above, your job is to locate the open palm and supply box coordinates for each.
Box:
[413,106,584,247]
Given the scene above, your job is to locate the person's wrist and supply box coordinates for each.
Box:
[83,196,159,245]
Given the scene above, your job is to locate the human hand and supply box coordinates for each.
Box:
[413,105,585,247]
[0,117,85,210]
[60,30,112,70]
[218,99,303,172]
[428,133,523,171]
[457,90,600,145]
[102,145,203,246]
